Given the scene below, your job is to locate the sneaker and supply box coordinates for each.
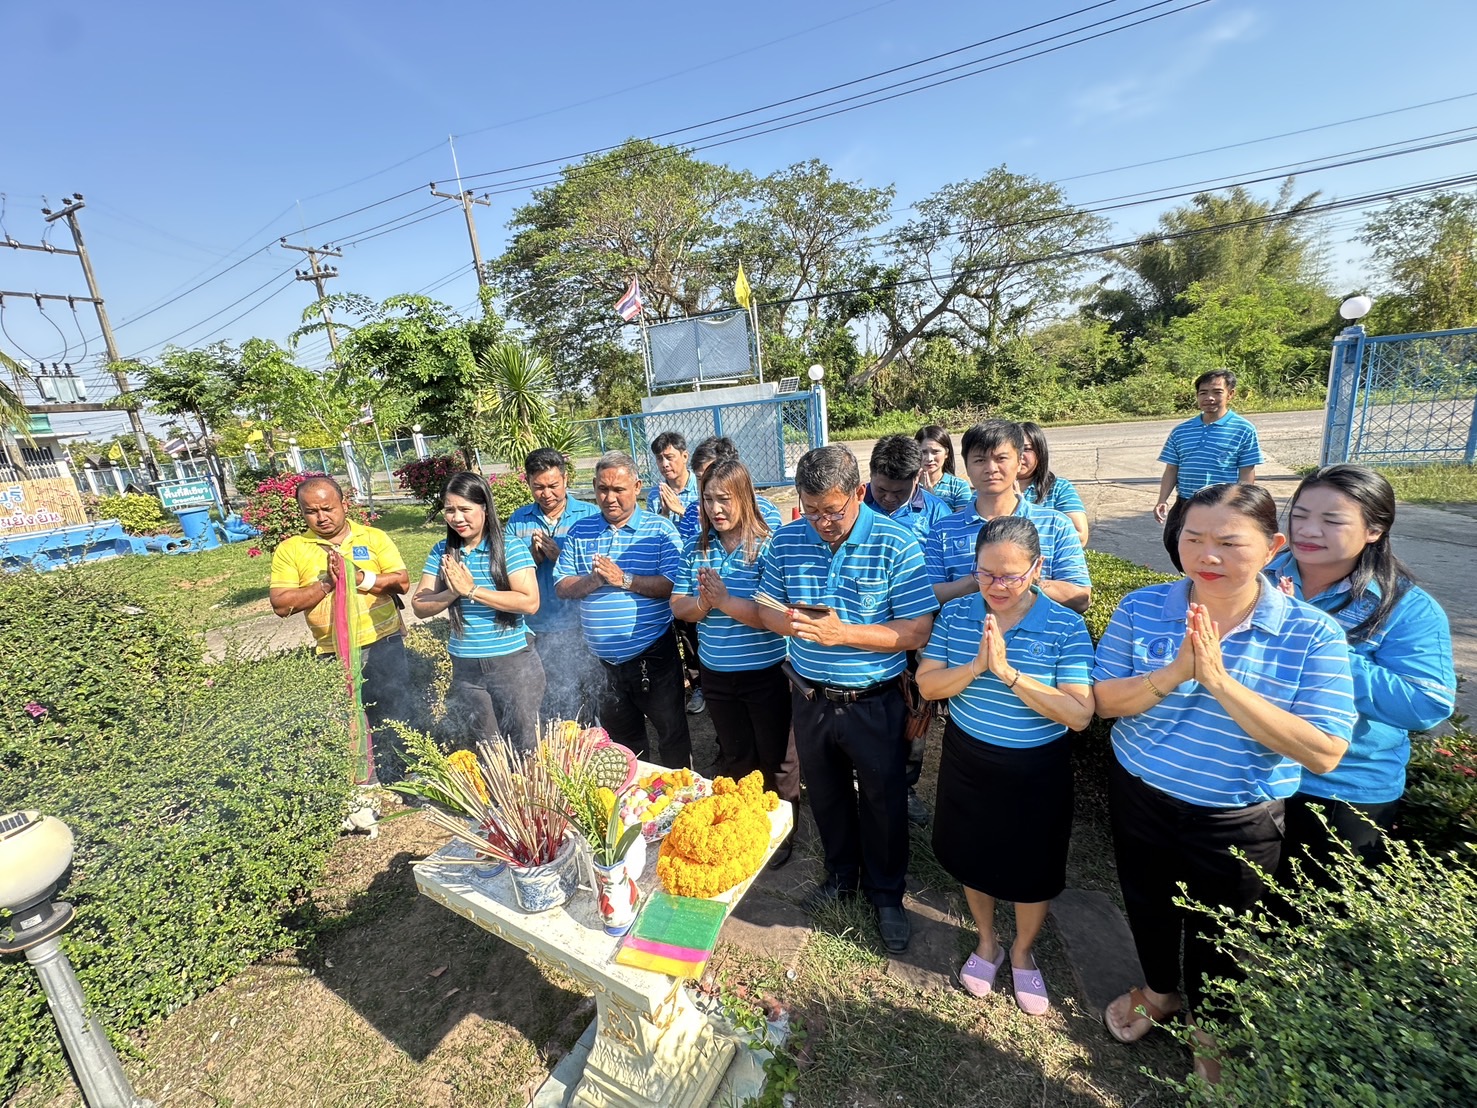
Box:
[906,788,931,828]
[686,688,706,714]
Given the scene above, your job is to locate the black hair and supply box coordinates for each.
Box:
[1018,421,1057,502]
[650,430,688,456]
[523,447,568,478]
[869,434,923,482]
[1194,368,1237,392]
[795,444,860,497]
[690,436,739,477]
[1182,482,1279,541]
[295,474,344,504]
[1288,464,1412,643]
[960,419,1024,463]
[438,471,515,633]
[915,425,957,475]
[975,515,1041,564]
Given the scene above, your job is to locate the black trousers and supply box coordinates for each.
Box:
[1276,793,1396,887]
[446,647,547,753]
[700,662,800,807]
[359,633,412,784]
[1109,758,1284,1015]
[791,682,909,907]
[530,627,603,724]
[598,628,692,768]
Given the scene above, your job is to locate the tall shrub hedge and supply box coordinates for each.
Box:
[0,570,355,1094]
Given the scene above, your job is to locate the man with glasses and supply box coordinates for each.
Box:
[755,445,939,953]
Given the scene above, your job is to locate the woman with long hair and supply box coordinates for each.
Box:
[412,472,545,751]
[670,457,800,866]
[915,424,972,511]
[1093,482,1356,1081]
[1270,464,1454,870]
[1018,421,1089,547]
[917,516,1095,1015]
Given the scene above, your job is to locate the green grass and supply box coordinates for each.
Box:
[1373,462,1477,504]
[72,504,442,633]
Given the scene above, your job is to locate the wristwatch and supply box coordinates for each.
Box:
[621,571,634,590]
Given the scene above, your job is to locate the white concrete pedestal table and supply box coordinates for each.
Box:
[414,769,794,1108]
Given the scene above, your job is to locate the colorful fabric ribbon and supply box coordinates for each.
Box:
[327,547,374,785]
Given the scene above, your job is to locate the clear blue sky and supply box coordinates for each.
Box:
[5,0,1476,439]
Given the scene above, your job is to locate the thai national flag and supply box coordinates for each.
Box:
[614,276,644,322]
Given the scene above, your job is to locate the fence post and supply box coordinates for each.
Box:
[810,386,829,449]
[341,438,370,504]
[82,466,101,496]
[1320,325,1365,465]
[412,425,430,460]
[1465,394,1477,463]
[288,439,304,472]
[109,465,126,494]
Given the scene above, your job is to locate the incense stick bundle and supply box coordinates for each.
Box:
[750,591,792,614]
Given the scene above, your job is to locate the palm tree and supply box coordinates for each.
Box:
[466,341,576,466]
[0,349,34,437]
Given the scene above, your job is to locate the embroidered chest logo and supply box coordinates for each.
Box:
[1028,640,1048,658]
[1145,635,1175,660]
[352,545,369,560]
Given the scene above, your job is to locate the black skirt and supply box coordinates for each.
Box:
[930,718,1073,904]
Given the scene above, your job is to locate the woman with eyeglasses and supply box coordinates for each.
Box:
[1018,421,1089,548]
[916,516,1095,1016]
[915,424,973,511]
[1269,464,1454,873]
[412,471,544,752]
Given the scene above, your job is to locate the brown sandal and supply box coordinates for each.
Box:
[1104,987,1182,1044]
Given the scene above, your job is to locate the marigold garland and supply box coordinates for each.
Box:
[657,770,779,899]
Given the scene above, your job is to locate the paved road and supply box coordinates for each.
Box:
[213,410,1473,722]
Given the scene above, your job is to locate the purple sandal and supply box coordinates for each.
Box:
[1011,962,1050,1016]
[958,946,1006,997]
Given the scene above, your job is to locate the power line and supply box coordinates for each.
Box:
[129,262,299,355]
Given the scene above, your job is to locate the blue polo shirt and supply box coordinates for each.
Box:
[553,507,683,663]
[757,504,939,688]
[423,536,537,659]
[925,496,1090,590]
[927,471,974,511]
[1093,578,1357,808]
[505,496,602,634]
[922,589,1094,748]
[676,534,787,672]
[1267,552,1456,804]
[647,470,699,520]
[1023,475,1086,516]
[678,494,782,543]
[1158,411,1264,499]
[864,484,952,548]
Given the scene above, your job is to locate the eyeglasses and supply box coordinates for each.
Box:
[971,569,1034,588]
[800,507,850,523]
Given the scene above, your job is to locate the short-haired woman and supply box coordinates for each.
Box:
[1270,464,1455,872]
[915,424,972,511]
[1018,421,1089,547]
[412,472,544,751]
[917,516,1094,1015]
[1093,482,1356,1080]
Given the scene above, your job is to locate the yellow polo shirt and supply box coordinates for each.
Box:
[269,521,406,653]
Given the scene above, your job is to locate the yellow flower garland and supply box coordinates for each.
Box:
[656,771,779,899]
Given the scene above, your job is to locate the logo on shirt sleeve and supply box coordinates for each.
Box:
[352,545,369,560]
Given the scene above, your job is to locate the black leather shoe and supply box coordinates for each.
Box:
[767,837,794,870]
[877,905,911,953]
[906,788,931,828]
[801,879,858,914]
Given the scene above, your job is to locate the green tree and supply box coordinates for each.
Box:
[1360,192,1477,332]
[853,166,1107,386]
[463,341,576,465]
[0,350,34,438]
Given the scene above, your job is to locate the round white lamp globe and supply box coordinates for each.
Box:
[807,364,825,382]
[1339,295,1374,321]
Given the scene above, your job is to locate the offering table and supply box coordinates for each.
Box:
[414,767,793,1108]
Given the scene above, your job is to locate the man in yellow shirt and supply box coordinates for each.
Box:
[269,476,411,782]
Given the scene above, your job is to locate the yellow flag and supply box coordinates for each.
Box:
[734,262,752,310]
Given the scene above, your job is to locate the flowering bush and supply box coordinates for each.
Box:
[1399,723,1477,856]
[657,771,778,898]
[394,451,472,511]
[238,471,375,553]
[488,471,532,524]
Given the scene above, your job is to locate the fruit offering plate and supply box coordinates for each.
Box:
[618,768,712,843]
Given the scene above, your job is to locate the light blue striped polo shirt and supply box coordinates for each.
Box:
[678,494,782,543]
[553,507,683,663]
[423,536,537,659]
[928,471,974,511]
[647,470,699,520]
[864,485,952,548]
[676,534,787,672]
[1158,411,1265,499]
[1023,474,1086,516]
[925,496,1091,589]
[1267,552,1456,804]
[1093,578,1357,808]
[922,589,1094,748]
[757,504,939,687]
[505,495,602,634]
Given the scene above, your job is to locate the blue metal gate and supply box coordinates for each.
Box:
[572,390,826,489]
[1322,324,1477,465]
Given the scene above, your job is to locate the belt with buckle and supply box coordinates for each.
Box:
[815,681,890,704]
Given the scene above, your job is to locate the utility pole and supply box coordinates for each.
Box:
[429,182,492,299]
[40,194,161,478]
[279,239,343,357]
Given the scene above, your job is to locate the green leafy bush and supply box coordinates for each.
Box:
[91,492,173,536]
[1399,723,1477,855]
[1082,549,1178,643]
[0,572,354,1094]
[238,471,375,553]
[488,470,532,522]
[1183,836,1477,1105]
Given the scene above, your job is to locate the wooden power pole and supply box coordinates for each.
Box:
[279,239,343,356]
[40,194,161,478]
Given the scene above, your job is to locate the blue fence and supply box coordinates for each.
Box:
[1323,324,1477,465]
[571,391,825,489]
